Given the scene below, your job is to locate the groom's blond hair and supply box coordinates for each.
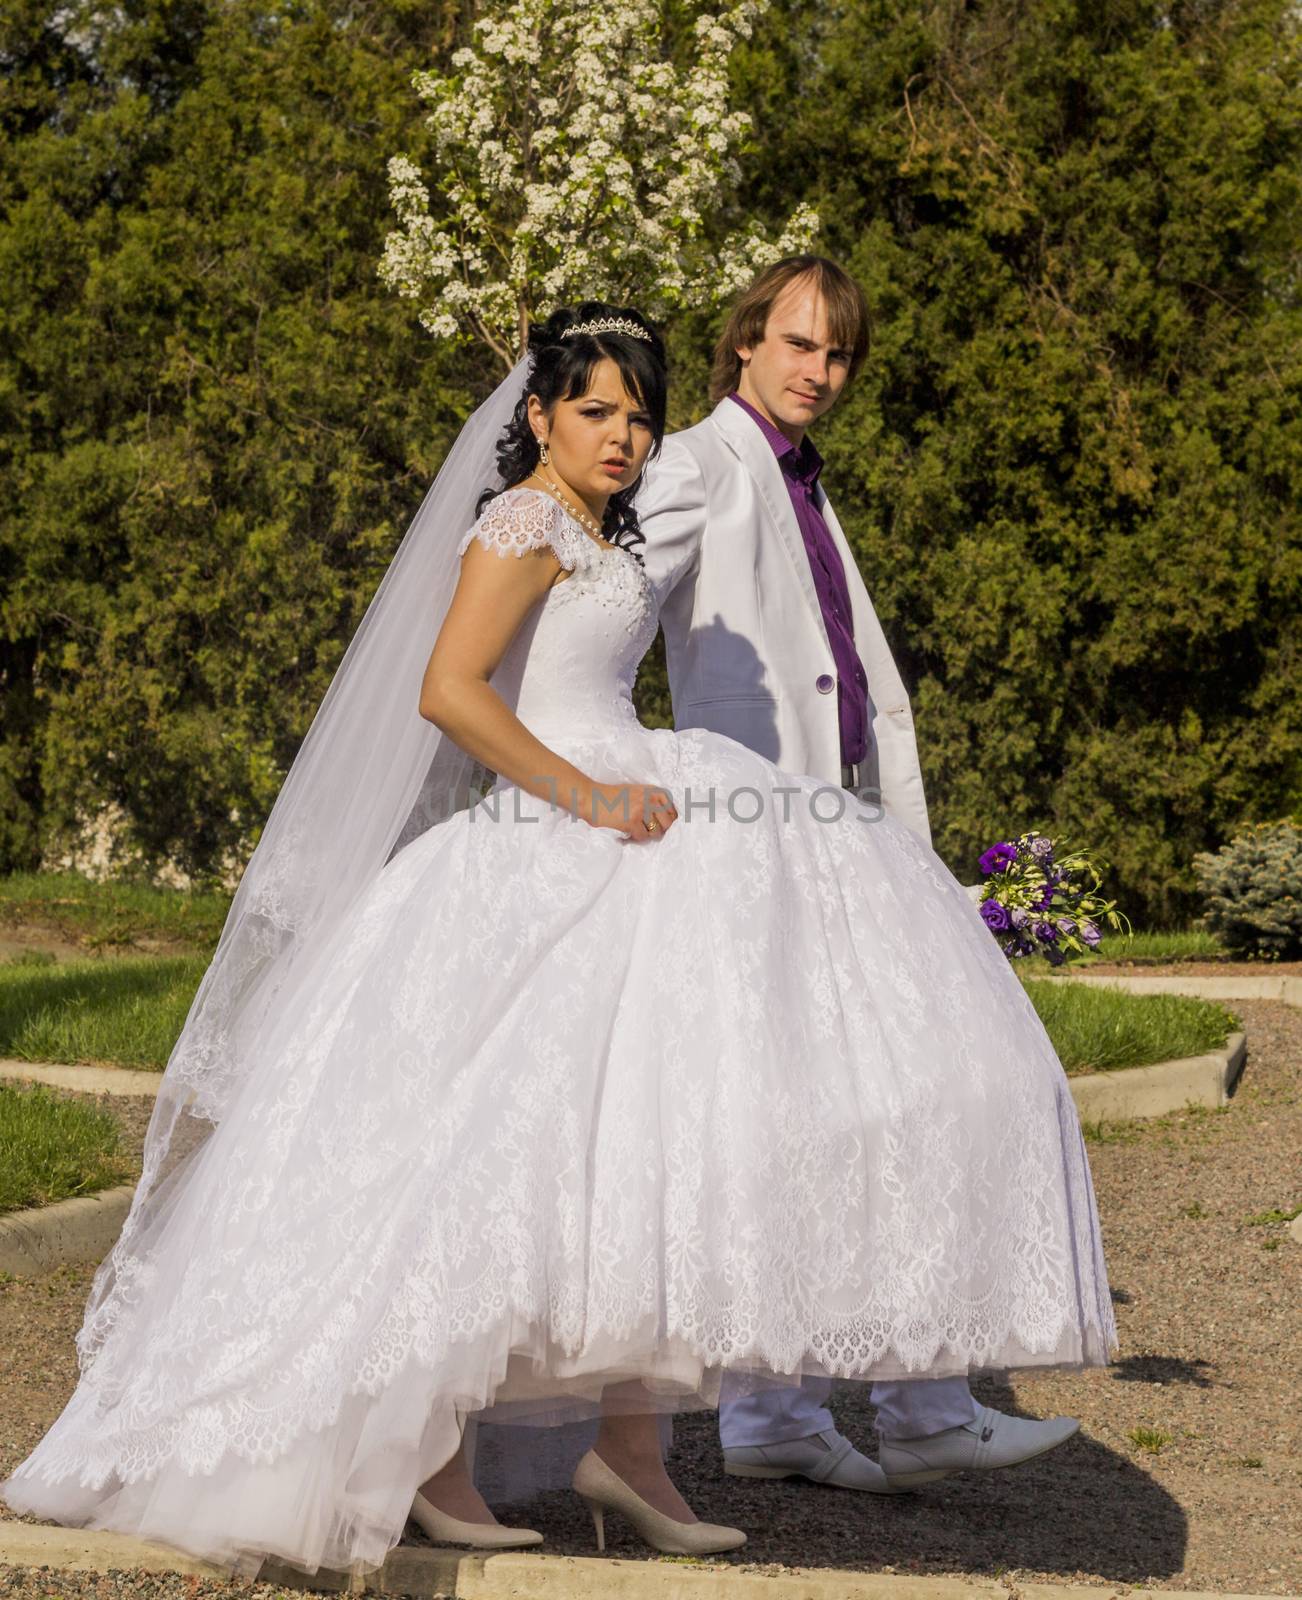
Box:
[709,255,871,405]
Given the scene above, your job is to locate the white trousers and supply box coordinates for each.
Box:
[718,1373,980,1447]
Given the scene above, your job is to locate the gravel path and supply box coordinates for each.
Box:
[1,1000,1298,1597]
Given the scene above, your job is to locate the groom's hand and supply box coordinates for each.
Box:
[583,782,678,842]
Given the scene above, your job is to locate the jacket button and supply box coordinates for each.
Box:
[816,673,835,693]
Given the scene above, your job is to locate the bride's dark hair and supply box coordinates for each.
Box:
[477,301,668,564]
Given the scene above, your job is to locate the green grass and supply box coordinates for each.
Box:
[0,870,229,956]
[1091,928,1226,962]
[1127,1425,1172,1455]
[0,954,207,1070]
[0,1082,129,1214]
[1023,978,1238,1075]
[1245,1204,1302,1226]
[1018,927,1228,974]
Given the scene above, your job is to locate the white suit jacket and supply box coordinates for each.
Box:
[635,397,932,847]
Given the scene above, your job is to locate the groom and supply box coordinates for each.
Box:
[635,255,1079,1494]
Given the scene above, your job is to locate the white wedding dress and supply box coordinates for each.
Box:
[2,487,1115,1577]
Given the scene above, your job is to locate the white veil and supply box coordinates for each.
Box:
[77,354,534,1369]
[76,346,666,1506]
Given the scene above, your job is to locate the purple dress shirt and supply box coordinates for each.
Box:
[727,392,871,767]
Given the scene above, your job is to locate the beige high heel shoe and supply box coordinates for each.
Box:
[408,1489,543,1549]
[572,1448,746,1555]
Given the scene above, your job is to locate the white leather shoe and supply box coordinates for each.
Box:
[723,1427,906,1494]
[879,1404,1080,1487]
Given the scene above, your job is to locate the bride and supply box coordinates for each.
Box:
[1,303,1115,1579]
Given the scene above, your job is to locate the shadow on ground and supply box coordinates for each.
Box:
[1109,1354,1215,1387]
[447,1378,1187,1582]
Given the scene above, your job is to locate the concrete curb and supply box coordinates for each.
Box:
[0,1057,162,1096]
[1050,966,1298,1121]
[0,1184,136,1277]
[1067,1031,1247,1122]
[0,1521,229,1579]
[1051,972,1302,1006]
[0,1525,1287,1600]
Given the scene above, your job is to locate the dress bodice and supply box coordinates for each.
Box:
[455,487,659,750]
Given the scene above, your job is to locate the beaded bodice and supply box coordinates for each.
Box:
[455,487,659,750]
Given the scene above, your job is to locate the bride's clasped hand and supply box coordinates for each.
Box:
[570,781,679,839]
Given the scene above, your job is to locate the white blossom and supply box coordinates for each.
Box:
[379,0,818,369]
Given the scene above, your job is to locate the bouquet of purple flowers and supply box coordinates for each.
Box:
[976,830,1131,966]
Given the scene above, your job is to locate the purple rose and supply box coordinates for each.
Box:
[1081,922,1102,947]
[979,842,1019,875]
[1033,920,1058,943]
[1010,907,1030,929]
[1056,917,1076,935]
[980,899,1012,932]
[1030,835,1055,862]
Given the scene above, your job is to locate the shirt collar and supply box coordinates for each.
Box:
[727,391,823,488]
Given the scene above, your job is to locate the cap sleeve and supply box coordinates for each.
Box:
[456,488,591,572]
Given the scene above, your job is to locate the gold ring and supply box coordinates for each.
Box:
[646,817,659,833]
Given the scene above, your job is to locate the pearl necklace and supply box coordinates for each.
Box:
[529,470,609,544]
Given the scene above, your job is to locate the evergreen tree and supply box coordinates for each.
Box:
[2,0,1298,927]
[720,0,1302,921]
[1,0,485,877]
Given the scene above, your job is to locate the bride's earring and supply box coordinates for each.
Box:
[537,436,550,466]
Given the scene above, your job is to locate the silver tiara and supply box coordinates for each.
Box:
[561,316,652,343]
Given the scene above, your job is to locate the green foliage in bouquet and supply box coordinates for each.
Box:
[977,830,1131,966]
[1192,821,1302,959]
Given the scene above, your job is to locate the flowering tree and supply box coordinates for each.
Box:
[379,0,819,369]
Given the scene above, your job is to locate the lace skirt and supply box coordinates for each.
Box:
[1,720,1115,1577]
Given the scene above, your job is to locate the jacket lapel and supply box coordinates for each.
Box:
[707,398,830,649]
[817,488,908,711]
